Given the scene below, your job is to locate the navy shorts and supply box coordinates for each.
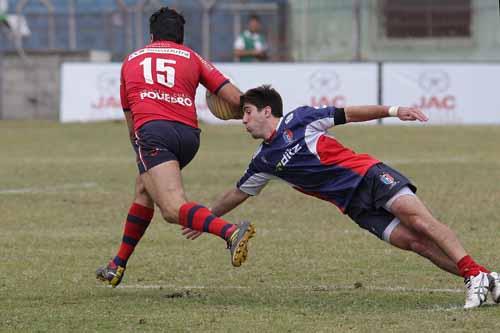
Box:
[346,163,417,240]
[133,120,200,174]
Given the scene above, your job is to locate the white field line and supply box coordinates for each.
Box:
[103,284,472,311]
[5,157,131,164]
[0,182,98,194]
[111,284,463,294]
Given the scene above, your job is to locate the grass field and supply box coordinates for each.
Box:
[1,120,500,332]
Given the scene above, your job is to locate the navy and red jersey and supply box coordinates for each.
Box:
[237,106,380,213]
[120,41,229,131]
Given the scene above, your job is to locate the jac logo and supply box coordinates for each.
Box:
[309,69,346,108]
[91,72,121,109]
[97,72,119,94]
[310,96,346,108]
[414,70,455,110]
[309,70,340,93]
[276,143,301,171]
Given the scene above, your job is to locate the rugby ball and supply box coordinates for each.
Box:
[205,90,242,120]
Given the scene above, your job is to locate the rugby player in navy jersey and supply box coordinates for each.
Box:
[96,7,255,288]
[182,85,499,309]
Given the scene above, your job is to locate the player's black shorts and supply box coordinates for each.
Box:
[345,163,417,240]
[133,120,200,174]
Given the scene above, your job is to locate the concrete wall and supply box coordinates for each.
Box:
[0,50,110,120]
[362,0,500,61]
[289,0,356,61]
[289,0,500,62]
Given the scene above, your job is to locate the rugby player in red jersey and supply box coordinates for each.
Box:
[96,7,255,287]
[182,85,500,309]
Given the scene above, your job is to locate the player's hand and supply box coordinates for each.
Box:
[181,226,203,240]
[397,107,429,122]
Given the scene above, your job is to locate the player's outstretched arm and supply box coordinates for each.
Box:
[181,187,250,240]
[211,187,250,217]
[345,105,428,123]
[395,106,429,122]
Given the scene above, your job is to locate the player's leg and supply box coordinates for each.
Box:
[111,175,154,267]
[347,184,459,275]
[387,222,459,275]
[136,121,255,267]
[352,163,497,308]
[389,195,467,263]
[142,161,255,254]
[389,193,496,308]
[96,175,155,287]
[140,160,255,267]
[389,194,493,279]
[348,199,459,276]
[139,159,186,224]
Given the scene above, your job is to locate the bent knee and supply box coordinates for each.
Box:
[156,205,176,223]
[404,214,442,237]
[407,236,437,259]
[135,178,148,196]
[148,189,186,225]
[409,239,427,255]
[391,226,429,255]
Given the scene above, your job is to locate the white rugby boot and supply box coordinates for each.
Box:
[488,272,500,304]
[463,272,490,309]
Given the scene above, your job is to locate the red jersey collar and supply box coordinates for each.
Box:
[264,117,284,144]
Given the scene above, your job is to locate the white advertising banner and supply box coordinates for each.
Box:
[196,63,379,124]
[60,62,378,123]
[382,63,500,124]
[60,63,123,123]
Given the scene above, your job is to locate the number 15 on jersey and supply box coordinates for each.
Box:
[140,57,176,88]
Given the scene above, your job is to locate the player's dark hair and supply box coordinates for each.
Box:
[149,7,185,44]
[249,14,261,23]
[240,85,283,117]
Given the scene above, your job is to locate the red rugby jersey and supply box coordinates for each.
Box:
[120,41,228,131]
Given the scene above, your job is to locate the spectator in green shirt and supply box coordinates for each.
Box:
[233,14,268,62]
[0,0,9,29]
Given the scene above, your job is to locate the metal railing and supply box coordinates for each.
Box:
[0,0,287,61]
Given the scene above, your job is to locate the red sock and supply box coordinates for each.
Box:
[457,255,491,278]
[113,203,154,267]
[179,202,237,241]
